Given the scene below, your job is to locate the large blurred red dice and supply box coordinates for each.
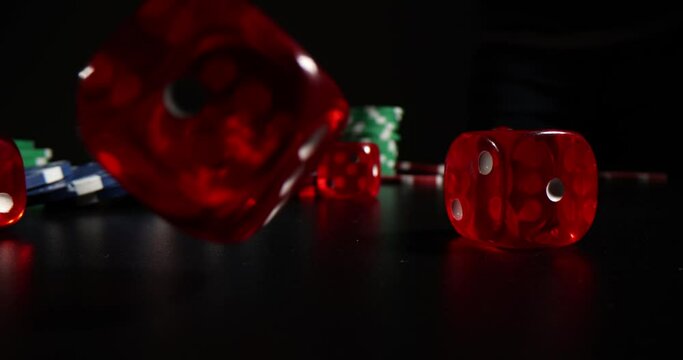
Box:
[317,142,381,200]
[444,129,598,248]
[0,138,26,228]
[77,0,348,242]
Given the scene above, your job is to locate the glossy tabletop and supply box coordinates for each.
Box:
[0,182,678,358]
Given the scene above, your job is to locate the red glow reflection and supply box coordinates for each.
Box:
[0,240,34,308]
[441,237,596,355]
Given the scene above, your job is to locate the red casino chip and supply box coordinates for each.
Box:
[396,161,444,175]
[382,174,443,188]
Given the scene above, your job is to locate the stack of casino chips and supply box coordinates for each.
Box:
[13,138,129,207]
[341,106,403,176]
[14,139,53,167]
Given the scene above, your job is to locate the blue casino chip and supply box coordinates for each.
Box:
[97,184,128,200]
[69,183,129,207]
[25,161,73,190]
[28,162,120,205]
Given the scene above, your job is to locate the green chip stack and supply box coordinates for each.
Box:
[13,139,53,168]
[342,106,403,176]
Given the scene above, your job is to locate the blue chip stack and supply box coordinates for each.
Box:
[25,161,128,206]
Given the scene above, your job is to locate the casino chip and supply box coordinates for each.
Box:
[383,174,444,188]
[14,138,54,167]
[13,139,35,150]
[396,161,445,175]
[342,106,403,176]
[388,161,444,187]
[69,183,129,207]
[25,161,73,190]
[27,162,123,206]
[15,139,129,207]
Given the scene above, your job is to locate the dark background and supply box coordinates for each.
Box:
[0,2,681,358]
[0,0,681,172]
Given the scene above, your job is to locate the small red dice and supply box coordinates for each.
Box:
[316,142,381,199]
[77,0,348,242]
[0,138,26,228]
[444,129,598,248]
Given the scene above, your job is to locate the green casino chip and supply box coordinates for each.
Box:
[12,139,55,168]
[23,156,50,168]
[13,139,35,150]
[19,147,53,160]
[20,147,53,168]
[349,106,403,125]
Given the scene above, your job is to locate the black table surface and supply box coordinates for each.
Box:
[0,182,679,358]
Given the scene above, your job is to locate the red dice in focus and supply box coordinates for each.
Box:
[317,142,381,200]
[444,129,598,248]
[77,0,348,242]
[0,138,26,228]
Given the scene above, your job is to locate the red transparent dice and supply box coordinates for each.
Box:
[317,142,381,199]
[444,129,598,248]
[0,138,26,227]
[77,0,348,242]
